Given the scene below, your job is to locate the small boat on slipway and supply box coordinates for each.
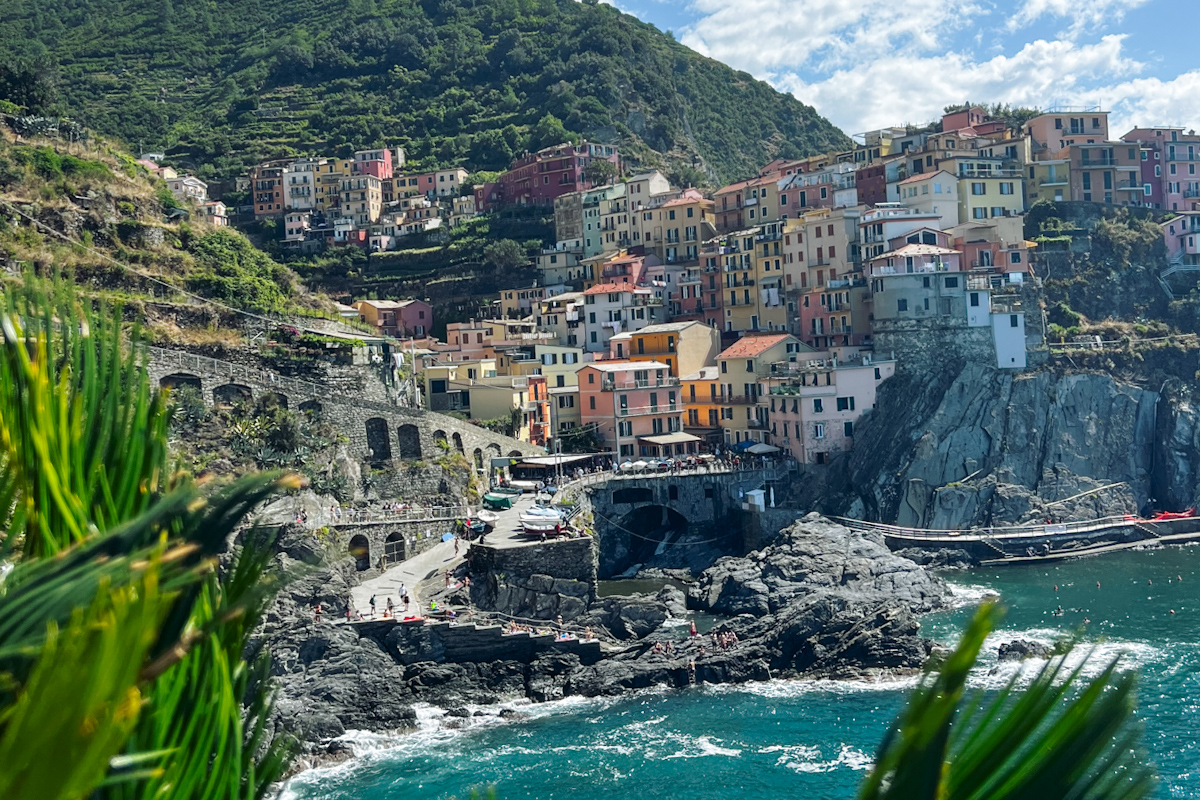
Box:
[519,504,564,535]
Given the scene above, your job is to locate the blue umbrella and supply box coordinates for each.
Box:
[441,532,455,542]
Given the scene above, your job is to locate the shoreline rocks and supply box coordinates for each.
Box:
[260,515,949,753]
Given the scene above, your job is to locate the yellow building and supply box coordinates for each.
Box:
[752,219,789,332]
[497,286,547,319]
[338,175,383,225]
[1028,159,1071,204]
[607,320,720,378]
[715,333,814,446]
[681,365,722,445]
[946,156,1025,224]
[718,228,759,334]
[635,189,716,265]
[495,344,585,389]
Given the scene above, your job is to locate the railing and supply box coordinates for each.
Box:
[720,394,760,405]
[602,377,680,390]
[834,514,1152,541]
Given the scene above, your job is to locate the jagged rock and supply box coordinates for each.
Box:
[446,706,471,718]
[689,513,946,615]
[657,585,688,618]
[894,547,976,569]
[998,639,1053,661]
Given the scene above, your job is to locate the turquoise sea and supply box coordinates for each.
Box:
[283,545,1200,800]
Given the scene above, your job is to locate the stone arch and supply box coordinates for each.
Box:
[348,534,371,571]
[213,383,252,408]
[159,373,202,393]
[452,432,464,454]
[384,531,404,564]
[299,399,322,419]
[473,448,484,471]
[487,443,502,459]
[432,429,448,450]
[507,450,522,458]
[396,424,422,459]
[602,505,691,579]
[365,417,392,461]
[259,390,289,410]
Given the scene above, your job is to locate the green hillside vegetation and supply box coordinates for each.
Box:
[0,124,334,341]
[0,0,851,184]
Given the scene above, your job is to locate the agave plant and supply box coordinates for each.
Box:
[858,601,1153,800]
[0,274,295,800]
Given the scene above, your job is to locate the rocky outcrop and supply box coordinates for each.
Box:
[830,362,1185,531]
[689,514,947,616]
[998,639,1054,661]
[261,516,946,749]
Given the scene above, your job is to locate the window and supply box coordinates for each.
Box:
[897,298,909,312]
[945,276,958,289]
[721,361,727,374]
[813,423,825,439]
[844,421,854,437]
[971,182,986,195]
[1010,314,1019,328]
[836,396,855,411]
[991,207,1006,218]
[588,372,595,384]
[999,182,1014,195]
[746,360,754,372]
[970,292,980,307]
[588,396,596,409]
[812,398,823,413]
[973,208,987,220]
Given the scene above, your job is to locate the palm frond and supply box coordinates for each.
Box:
[859,601,1153,800]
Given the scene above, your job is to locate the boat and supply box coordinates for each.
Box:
[465,517,487,535]
[491,485,523,496]
[482,493,514,510]
[519,505,565,535]
[476,509,499,530]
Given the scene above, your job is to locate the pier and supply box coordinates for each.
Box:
[836,514,1200,565]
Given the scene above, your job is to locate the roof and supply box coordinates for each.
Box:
[638,432,702,445]
[872,244,962,260]
[584,283,644,295]
[682,366,719,381]
[355,299,420,309]
[718,334,793,359]
[608,321,700,340]
[898,170,953,185]
[660,188,709,208]
[585,360,672,373]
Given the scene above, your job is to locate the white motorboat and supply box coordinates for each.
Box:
[519,504,565,534]
[475,509,499,530]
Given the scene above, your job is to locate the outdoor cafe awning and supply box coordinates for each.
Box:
[637,432,702,445]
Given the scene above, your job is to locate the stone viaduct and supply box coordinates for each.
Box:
[146,346,543,473]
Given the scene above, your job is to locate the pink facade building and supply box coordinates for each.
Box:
[478,142,620,210]
[578,361,685,458]
[354,148,394,180]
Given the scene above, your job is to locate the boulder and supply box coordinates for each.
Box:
[998,639,1053,661]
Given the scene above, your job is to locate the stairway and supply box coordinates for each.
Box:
[980,536,1008,559]
[1132,521,1162,541]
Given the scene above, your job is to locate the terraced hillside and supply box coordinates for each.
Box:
[0,0,851,183]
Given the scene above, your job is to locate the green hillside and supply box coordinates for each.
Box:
[0,0,850,184]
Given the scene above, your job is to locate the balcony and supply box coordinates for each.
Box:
[1185,189,1200,198]
[755,231,783,242]
[1116,182,1143,192]
[720,394,760,405]
[1079,157,1118,167]
[1038,177,1068,187]
[603,376,681,391]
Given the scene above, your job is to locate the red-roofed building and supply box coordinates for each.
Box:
[714,333,812,446]
[578,360,691,458]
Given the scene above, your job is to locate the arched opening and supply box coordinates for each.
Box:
[384,531,404,564]
[487,443,502,459]
[432,429,448,450]
[365,417,392,461]
[159,373,202,393]
[473,448,484,471]
[452,432,464,454]
[299,399,322,420]
[259,391,289,410]
[397,423,422,459]
[600,505,691,579]
[507,450,522,458]
[213,383,253,408]
[348,534,371,571]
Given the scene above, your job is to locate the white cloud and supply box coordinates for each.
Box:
[680,0,985,74]
[1103,72,1200,135]
[1006,0,1152,36]
[776,36,1140,134]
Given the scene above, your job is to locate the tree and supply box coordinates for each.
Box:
[0,274,294,799]
[583,159,617,186]
[482,238,527,274]
[858,601,1152,800]
[527,113,574,152]
[0,54,59,113]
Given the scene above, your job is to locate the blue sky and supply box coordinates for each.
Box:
[609,0,1200,137]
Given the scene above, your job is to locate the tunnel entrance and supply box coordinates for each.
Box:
[598,504,688,579]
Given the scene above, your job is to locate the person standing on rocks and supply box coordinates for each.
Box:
[313,604,322,623]
[369,594,377,618]
[689,620,698,637]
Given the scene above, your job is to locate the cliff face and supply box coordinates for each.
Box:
[824,362,1200,530]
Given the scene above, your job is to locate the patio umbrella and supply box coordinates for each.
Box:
[746,442,780,455]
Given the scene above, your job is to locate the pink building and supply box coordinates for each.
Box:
[578,361,686,458]
[490,142,620,208]
[1123,127,1200,211]
[764,355,896,464]
[354,148,394,180]
[1162,211,1200,266]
